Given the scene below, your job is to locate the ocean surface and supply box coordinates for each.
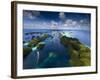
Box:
[23,29,91,69]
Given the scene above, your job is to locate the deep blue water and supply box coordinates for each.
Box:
[23,29,91,69]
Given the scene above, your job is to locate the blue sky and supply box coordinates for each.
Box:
[23,10,91,30]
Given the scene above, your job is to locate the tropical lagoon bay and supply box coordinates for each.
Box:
[23,29,91,69]
[23,10,91,69]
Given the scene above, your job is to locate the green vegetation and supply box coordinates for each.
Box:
[28,38,40,47]
[37,42,45,50]
[60,35,91,66]
[28,34,49,47]
[39,34,49,41]
[23,34,48,57]
[23,47,32,57]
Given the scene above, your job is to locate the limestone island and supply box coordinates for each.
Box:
[60,35,91,66]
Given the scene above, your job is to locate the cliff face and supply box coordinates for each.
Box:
[60,35,91,66]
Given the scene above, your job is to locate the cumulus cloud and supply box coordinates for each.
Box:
[80,20,84,23]
[63,19,79,27]
[24,16,90,30]
[51,21,58,29]
[24,20,59,29]
[24,21,52,29]
[79,19,90,28]
[59,12,66,21]
[23,10,40,19]
[72,21,77,26]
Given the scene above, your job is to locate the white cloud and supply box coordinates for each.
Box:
[63,23,68,27]
[24,18,90,30]
[72,21,77,26]
[23,10,40,19]
[80,20,84,23]
[79,19,90,28]
[24,21,51,29]
[59,12,66,20]
[65,19,72,25]
[63,19,79,27]
[51,21,58,29]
